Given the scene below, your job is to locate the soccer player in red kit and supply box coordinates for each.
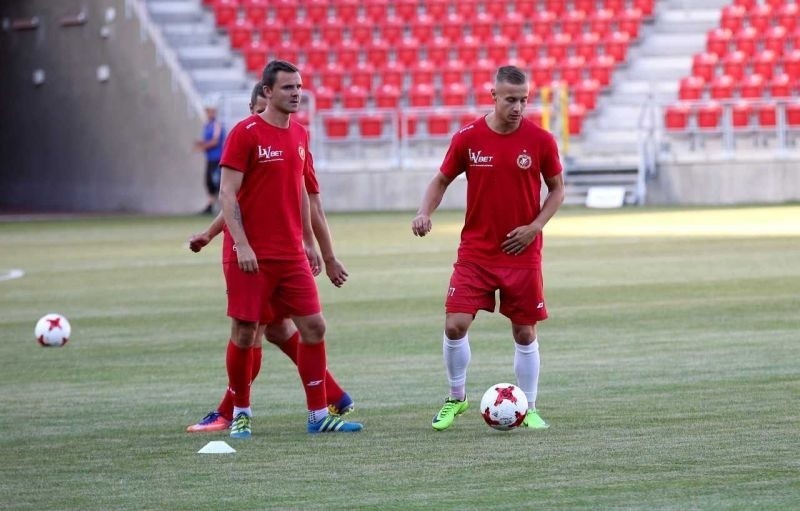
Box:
[218,60,362,437]
[185,81,354,433]
[411,65,565,431]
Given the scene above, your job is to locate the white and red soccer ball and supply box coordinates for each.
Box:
[35,313,71,347]
[480,383,528,431]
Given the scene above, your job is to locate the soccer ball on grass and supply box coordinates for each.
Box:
[35,313,71,347]
[480,383,528,431]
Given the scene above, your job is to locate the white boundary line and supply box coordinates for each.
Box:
[0,269,25,282]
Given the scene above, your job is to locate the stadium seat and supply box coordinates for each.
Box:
[664,102,690,131]
[379,16,404,44]
[575,32,601,61]
[778,3,799,31]
[260,22,282,46]
[474,81,495,107]
[752,50,777,80]
[706,27,733,57]
[380,61,406,87]
[228,19,254,50]
[513,0,536,17]
[324,116,350,138]
[427,112,453,135]
[358,115,385,138]
[732,0,756,9]
[561,10,587,38]
[734,26,758,57]
[783,49,800,80]
[334,0,360,23]
[710,74,735,99]
[442,13,466,43]
[409,83,435,107]
[334,40,360,68]
[472,12,494,40]
[441,60,466,86]
[500,12,525,40]
[397,37,422,67]
[748,4,773,32]
[366,40,390,68]
[412,60,436,86]
[457,35,480,63]
[559,55,586,86]
[589,54,615,86]
[696,102,722,129]
[619,8,643,39]
[722,50,747,80]
[427,36,452,66]
[304,0,328,24]
[289,18,314,46]
[401,113,418,137]
[305,40,329,71]
[769,73,792,98]
[531,10,557,39]
[720,4,746,32]
[483,1,506,18]
[568,104,586,135]
[588,9,614,37]
[319,62,345,92]
[469,58,498,88]
[604,31,630,63]
[691,52,719,82]
[242,0,268,25]
[364,0,389,21]
[394,0,418,22]
[454,0,478,18]
[633,0,655,17]
[545,32,572,61]
[764,26,788,56]
[604,0,625,15]
[350,17,374,45]
[757,102,777,127]
[488,35,511,63]
[312,86,335,110]
[573,78,601,110]
[272,0,297,24]
[731,101,752,128]
[342,84,369,109]
[410,14,436,44]
[442,82,468,106]
[374,83,401,108]
[545,0,567,16]
[573,0,596,14]
[213,0,238,28]
[321,19,345,46]
[679,75,705,100]
[517,33,544,64]
[739,74,765,99]
[786,101,800,126]
[243,40,268,73]
[350,62,375,90]
[271,40,299,66]
[424,0,449,18]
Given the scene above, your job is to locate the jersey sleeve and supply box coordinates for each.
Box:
[219,121,253,173]
[439,131,466,179]
[540,132,563,178]
[303,149,320,194]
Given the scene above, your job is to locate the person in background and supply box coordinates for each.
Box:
[194,96,225,215]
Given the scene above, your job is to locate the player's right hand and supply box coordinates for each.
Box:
[188,232,211,252]
[411,214,432,237]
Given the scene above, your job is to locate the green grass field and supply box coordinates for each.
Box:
[1,206,798,510]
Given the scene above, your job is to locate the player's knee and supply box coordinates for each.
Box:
[444,323,469,340]
[233,320,259,347]
[512,324,537,345]
[265,321,294,344]
[296,317,326,343]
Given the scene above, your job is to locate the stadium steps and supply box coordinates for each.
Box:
[145,0,248,94]
[563,164,641,206]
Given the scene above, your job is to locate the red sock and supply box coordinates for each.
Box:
[277,331,300,363]
[297,340,327,410]
[226,340,253,409]
[218,345,262,420]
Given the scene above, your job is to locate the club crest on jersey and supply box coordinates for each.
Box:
[298,145,305,160]
[257,145,283,163]
[517,153,532,170]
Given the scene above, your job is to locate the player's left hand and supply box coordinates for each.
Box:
[325,258,349,288]
[501,225,538,255]
[305,244,322,276]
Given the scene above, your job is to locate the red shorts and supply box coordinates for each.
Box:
[445,260,548,324]
[224,259,321,323]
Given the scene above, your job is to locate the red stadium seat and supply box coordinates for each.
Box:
[442,60,466,86]
[427,36,452,66]
[324,116,350,138]
[604,0,625,15]
[530,10,557,39]
[350,17,374,45]
[289,18,313,46]
[342,84,369,109]
[459,109,480,128]
[574,0,597,14]
[739,74,765,98]
[561,10,587,38]
[516,33,543,65]
[706,27,733,57]
[752,50,777,80]
[619,8,643,39]
[500,12,526,40]
[358,115,385,138]
[228,19,253,50]
[530,56,556,88]
[320,19,345,45]
[397,37,422,67]
[243,40,268,73]
[559,55,586,86]
[757,102,777,127]
[678,75,705,100]
[260,22,282,46]
[334,40,360,68]
[319,62,345,92]
[409,83,435,107]
[483,1,506,18]
[304,40,329,71]
[786,101,800,126]
[782,49,800,80]
[442,13,466,43]
[424,0,449,18]
[350,62,375,90]
[335,0,360,23]
[271,40,299,66]
[764,26,788,56]
[588,9,614,37]
[722,50,747,80]
[545,32,572,61]
[411,14,436,43]
[379,16,405,44]
[488,35,511,63]
[778,3,799,31]
[469,58,497,87]
[732,0,756,9]
[454,0,478,19]
[573,78,601,110]
[272,0,297,24]
[364,0,389,21]
[242,0,268,25]
[472,12,494,40]
[474,81,495,106]
[312,86,335,110]
[731,101,752,128]
[412,60,436,86]
[692,52,719,82]
[664,102,690,131]
[748,4,773,33]
[545,0,567,16]
[374,83,401,108]
[710,75,735,99]
[380,61,406,87]
[304,0,328,24]
[457,35,480,63]
[427,112,453,135]
[604,31,630,63]
[696,102,722,129]
[568,104,586,135]
[575,32,601,61]
[769,73,792,98]
[513,0,536,17]
[720,4,746,32]
[366,40,390,68]
[213,0,238,28]
[589,54,615,86]
[734,26,758,57]
[442,82,468,106]
[633,0,655,17]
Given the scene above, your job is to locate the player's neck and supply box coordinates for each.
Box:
[485,113,520,134]
[259,107,291,128]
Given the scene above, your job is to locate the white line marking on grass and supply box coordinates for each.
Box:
[0,269,24,281]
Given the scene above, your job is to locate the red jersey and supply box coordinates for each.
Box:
[219,114,312,263]
[440,116,562,268]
